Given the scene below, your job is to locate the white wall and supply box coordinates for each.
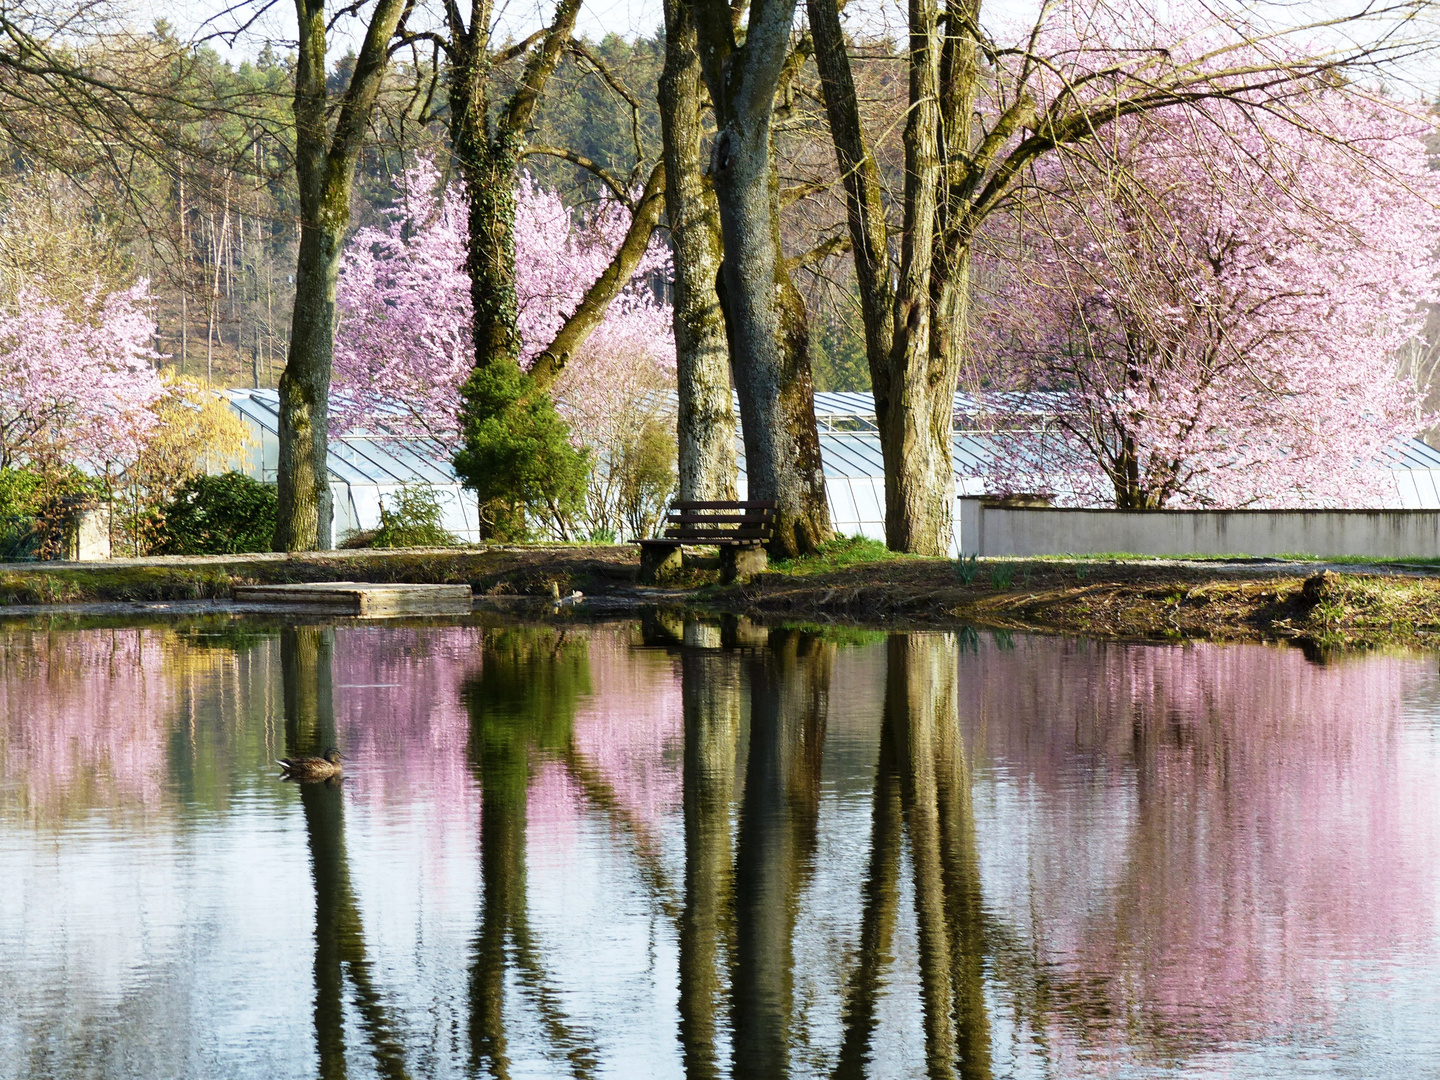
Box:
[958,498,1440,559]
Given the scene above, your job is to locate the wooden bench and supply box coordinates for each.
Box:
[636,500,777,584]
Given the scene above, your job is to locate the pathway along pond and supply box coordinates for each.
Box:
[2,617,1439,1079]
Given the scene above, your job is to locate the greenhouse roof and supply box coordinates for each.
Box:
[226,389,465,489]
[228,387,1440,489]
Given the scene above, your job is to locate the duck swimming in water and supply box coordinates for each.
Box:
[278,748,343,780]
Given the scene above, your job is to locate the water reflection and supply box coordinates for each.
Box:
[283,626,411,1080]
[729,631,831,1079]
[677,632,738,1080]
[464,628,598,1079]
[957,637,1440,1069]
[0,620,1438,1078]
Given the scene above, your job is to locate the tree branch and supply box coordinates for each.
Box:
[523,144,635,207]
[784,232,852,272]
[526,161,667,395]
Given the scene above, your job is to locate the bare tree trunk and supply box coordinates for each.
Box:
[178,168,188,375]
[694,0,833,556]
[277,222,341,548]
[878,0,953,556]
[811,0,980,554]
[273,0,407,551]
[659,0,737,502]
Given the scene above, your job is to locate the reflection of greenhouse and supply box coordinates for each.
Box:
[226,388,1440,551]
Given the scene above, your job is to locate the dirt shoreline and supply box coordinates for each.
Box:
[2,545,1439,647]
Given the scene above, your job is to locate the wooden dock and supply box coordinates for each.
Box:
[232,582,474,617]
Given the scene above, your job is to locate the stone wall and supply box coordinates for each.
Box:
[958,498,1440,559]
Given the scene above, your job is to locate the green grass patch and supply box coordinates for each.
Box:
[769,535,907,575]
[1292,570,1440,645]
[1292,554,1440,567]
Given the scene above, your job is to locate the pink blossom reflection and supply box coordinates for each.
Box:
[0,628,178,818]
[331,626,483,818]
[560,628,683,829]
[960,637,1440,1060]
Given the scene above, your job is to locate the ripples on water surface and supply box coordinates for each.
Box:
[1,618,1438,1079]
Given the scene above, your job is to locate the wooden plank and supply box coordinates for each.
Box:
[671,500,778,510]
[633,537,761,548]
[233,582,473,618]
[665,513,773,525]
[663,531,770,542]
[664,524,771,535]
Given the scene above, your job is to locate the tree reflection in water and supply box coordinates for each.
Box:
[955,636,1438,1064]
[829,633,991,1080]
[7,620,1438,1077]
[676,620,739,1080]
[664,622,998,1079]
[463,628,599,1080]
[281,625,411,1080]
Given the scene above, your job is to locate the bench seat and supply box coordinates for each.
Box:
[635,500,776,582]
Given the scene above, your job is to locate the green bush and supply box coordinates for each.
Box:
[0,466,103,560]
[453,361,588,538]
[618,419,677,541]
[155,472,278,555]
[371,486,458,548]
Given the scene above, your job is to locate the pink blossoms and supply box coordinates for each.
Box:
[332,160,675,447]
[0,282,165,470]
[971,92,1440,508]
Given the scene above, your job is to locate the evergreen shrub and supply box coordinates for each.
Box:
[155,472,277,555]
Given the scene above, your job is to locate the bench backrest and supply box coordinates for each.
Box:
[661,500,777,544]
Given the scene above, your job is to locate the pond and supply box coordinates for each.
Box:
[1,616,1438,1079]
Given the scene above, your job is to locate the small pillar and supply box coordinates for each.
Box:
[639,544,684,584]
[63,506,111,561]
[720,544,767,584]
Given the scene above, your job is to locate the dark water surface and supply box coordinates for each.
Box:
[2,618,1438,1079]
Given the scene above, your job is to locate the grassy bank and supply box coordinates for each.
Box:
[0,545,637,607]
[5,539,1440,648]
[707,539,1440,647]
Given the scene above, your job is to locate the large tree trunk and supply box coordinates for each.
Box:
[274,0,407,550]
[462,137,526,371]
[808,0,959,555]
[447,0,582,380]
[694,0,833,557]
[659,0,738,502]
[879,250,967,556]
[275,221,339,550]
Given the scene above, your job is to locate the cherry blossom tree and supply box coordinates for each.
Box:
[334,161,676,537]
[809,0,1432,549]
[0,282,165,471]
[970,94,1440,508]
[331,160,472,437]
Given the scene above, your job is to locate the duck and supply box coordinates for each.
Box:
[278,748,344,781]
